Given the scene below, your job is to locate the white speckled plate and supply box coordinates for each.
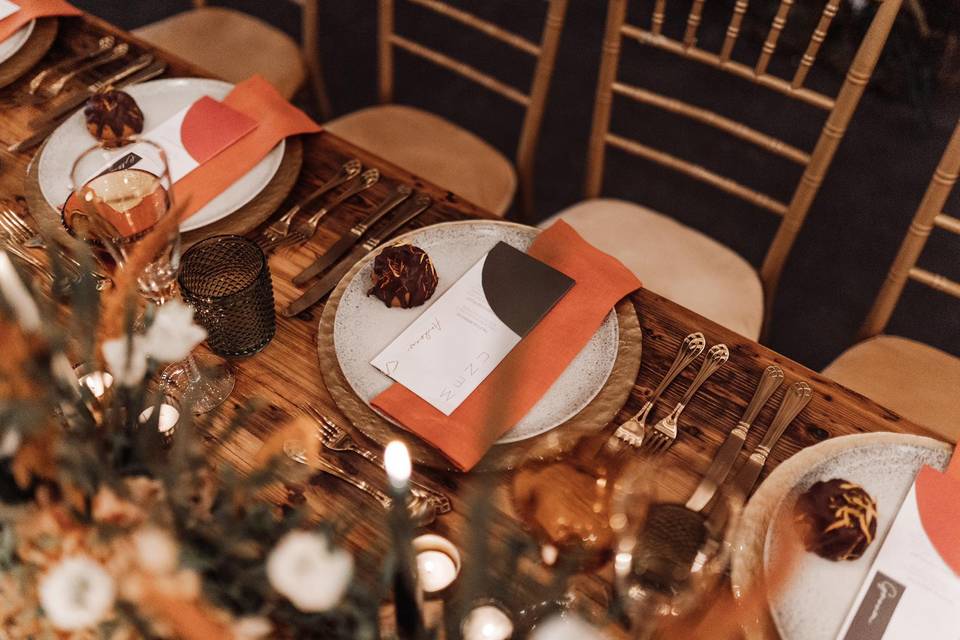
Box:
[731,432,951,640]
[0,20,34,65]
[36,77,284,234]
[332,220,619,444]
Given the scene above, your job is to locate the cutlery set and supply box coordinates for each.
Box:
[258,158,435,317]
[8,39,167,153]
[284,405,450,526]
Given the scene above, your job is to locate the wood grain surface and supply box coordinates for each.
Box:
[0,14,938,638]
[0,18,57,89]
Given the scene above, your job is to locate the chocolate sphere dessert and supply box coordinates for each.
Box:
[84,90,144,144]
[368,244,438,309]
[794,478,878,561]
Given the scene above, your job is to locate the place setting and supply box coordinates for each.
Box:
[0,0,77,89]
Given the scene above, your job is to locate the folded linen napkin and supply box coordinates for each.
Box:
[173,75,322,221]
[371,220,642,471]
[0,0,81,42]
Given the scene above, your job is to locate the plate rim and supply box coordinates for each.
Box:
[0,19,35,64]
[331,218,620,445]
[35,76,285,234]
[730,431,952,640]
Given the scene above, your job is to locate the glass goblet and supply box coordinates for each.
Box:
[68,139,234,413]
[609,457,743,638]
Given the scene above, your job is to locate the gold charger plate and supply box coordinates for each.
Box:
[0,18,57,89]
[23,136,303,248]
[317,222,643,472]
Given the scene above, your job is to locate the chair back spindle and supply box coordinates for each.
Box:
[859,119,960,339]
[377,0,569,218]
[586,0,904,327]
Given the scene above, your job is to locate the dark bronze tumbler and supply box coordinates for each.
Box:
[178,235,275,357]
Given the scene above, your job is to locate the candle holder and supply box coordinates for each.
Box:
[73,362,114,402]
[461,599,515,640]
[138,395,181,447]
[412,534,461,596]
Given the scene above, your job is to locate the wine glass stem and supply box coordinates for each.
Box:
[186,353,203,384]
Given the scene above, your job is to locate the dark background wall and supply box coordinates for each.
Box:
[77,0,960,370]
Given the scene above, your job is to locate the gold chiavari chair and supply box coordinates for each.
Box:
[823,119,960,443]
[135,0,333,119]
[325,0,568,217]
[539,0,903,339]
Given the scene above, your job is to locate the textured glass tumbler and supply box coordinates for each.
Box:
[178,235,276,357]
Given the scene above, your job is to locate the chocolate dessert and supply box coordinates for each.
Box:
[368,244,438,308]
[794,478,877,561]
[84,90,144,144]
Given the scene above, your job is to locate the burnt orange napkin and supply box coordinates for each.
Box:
[371,221,642,471]
[0,0,80,42]
[173,75,322,221]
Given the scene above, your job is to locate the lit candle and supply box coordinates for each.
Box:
[384,441,424,638]
[139,403,180,437]
[0,252,40,332]
[413,534,461,594]
[461,604,514,640]
[79,371,114,399]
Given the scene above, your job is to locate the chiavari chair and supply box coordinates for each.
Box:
[823,118,960,443]
[325,0,568,217]
[539,0,903,339]
[134,0,333,119]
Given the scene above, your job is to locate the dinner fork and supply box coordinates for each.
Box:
[0,207,111,289]
[643,343,729,456]
[304,405,452,514]
[26,36,115,95]
[260,158,362,243]
[35,43,131,101]
[610,332,705,449]
[267,169,380,251]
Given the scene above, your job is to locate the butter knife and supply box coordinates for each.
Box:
[293,184,413,285]
[29,53,156,128]
[8,61,167,153]
[685,364,784,512]
[728,381,813,499]
[283,193,432,317]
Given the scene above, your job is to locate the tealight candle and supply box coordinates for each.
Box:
[138,403,180,441]
[79,371,114,399]
[412,534,461,594]
[461,603,514,640]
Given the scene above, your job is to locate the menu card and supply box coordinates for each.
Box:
[370,242,574,416]
[835,461,960,639]
[75,96,257,188]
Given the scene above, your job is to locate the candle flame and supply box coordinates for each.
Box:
[384,441,411,488]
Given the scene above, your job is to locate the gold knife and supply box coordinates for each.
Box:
[292,184,412,286]
[282,193,432,317]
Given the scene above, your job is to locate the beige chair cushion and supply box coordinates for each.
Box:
[539,199,763,339]
[823,335,960,442]
[326,105,516,216]
[134,7,306,99]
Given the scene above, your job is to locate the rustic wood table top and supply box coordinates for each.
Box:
[0,13,937,638]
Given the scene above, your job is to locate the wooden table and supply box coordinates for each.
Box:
[0,13,936,637]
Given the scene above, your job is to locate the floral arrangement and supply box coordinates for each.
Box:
[0,233,790,639]
[0,243,375,640]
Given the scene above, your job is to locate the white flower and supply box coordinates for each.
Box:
[530,614,606,640]
[232,616,273,640]
[141,300,206,363]
[132,527,179,574]
[39,555,116,631]
[0,429,20,457]
[266,531,353,612]
[102,335,148,386]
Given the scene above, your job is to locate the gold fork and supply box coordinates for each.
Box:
[643,343,729,457]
